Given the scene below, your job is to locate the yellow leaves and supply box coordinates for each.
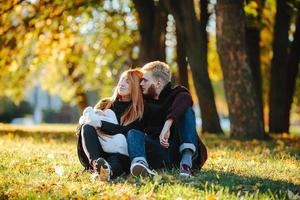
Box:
[14,5,22,13]
[281,133,290,139]
[244,1,258,17]
[61,183,78,197]
[206,194,217,200]
[47,165,65,176]
[15,163,26,173]
[233,152,243,158]
[208,36,222,81]
[210,150,226,159]
[251,156,257,161]
[275,140,285,151]
[46,19,52,26]
[8,61,18,72]
[11,161,33,174]
[249,1,258,9]
[6,132,14,140]
[47,166,55,173]
[232,140,242,147]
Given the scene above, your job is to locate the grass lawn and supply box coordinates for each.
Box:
[0,124,299,199]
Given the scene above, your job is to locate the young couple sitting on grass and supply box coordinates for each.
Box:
[77,61,207,181]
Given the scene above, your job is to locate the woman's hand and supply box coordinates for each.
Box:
[159,119,173,148]
[86,118,102,128]
[83,107,102,128]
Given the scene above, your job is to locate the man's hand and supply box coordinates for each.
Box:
[159,119,173,148]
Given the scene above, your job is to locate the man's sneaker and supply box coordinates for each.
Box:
[179,164,192,177]
[92,158,111,181]
[130,160,157,177]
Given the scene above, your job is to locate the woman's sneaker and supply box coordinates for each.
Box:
[130,160,157,177]
[92,158,111,181]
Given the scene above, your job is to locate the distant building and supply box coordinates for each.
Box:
[26,84,62,124]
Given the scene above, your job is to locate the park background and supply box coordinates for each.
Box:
[0,0,299,199]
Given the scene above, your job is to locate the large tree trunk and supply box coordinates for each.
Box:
[216,0,267,139]
[285,13,300,132]
[245,0,265,132]
[133,0,167,66]
[163,0,223,133]
[269,0,292,133]
[175,23,189,89]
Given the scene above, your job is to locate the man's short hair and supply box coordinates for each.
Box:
[142,61,171,83]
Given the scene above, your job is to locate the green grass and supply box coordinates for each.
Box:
[0,124,299,199]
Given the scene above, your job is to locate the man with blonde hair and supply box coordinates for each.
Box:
[127,61,207,177]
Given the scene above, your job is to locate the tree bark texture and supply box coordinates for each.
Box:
[163,0,223,133]
[245,0,265,132]
[133,0,167,66]
[285,13,300,132]
[216,0,267,139]
[269,0,292,133]
[175,22,189,89]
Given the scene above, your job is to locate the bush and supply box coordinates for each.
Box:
[42,104,80,123]
[0,98,33,123]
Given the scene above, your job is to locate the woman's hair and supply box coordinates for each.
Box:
[94,69,144,125]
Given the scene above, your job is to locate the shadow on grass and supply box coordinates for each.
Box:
[103,168,300,199]
[195,169,300,194]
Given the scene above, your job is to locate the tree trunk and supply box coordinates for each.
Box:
[163,0,223,133]
[67,62,89,113]
[216,0,267,139]
[269,0,292,133]
[285,13,300,132]
[133,0,167,66]
[175,23,189,89]
[245,0,265,132]
[75,89,89,113]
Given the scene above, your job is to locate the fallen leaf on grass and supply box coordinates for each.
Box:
[6,133,14,140]
[54,165,64,176]
[288,190,300,200]
[234,152,243,158]
[206,194,217,200]
[47,153,55,159]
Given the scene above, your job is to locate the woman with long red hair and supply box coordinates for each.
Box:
[77,69,144,181]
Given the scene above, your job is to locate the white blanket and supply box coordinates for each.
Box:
[80,107,128,156]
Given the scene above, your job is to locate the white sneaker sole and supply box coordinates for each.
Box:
[130,163,157,177]
[179,172,192,177]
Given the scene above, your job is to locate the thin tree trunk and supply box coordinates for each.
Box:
[67,62,89,113]
[216,0,268,139]
[75,89,89,113]
[176,23,189,89]
[269,0,292,133]
[133,0,167,66]
[245,0,265,132]
[162,0,223,133]
[285,13,300,132]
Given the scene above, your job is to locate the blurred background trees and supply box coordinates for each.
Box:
[0,0,299,139]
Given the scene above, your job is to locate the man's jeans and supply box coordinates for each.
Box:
[127,107,199,169]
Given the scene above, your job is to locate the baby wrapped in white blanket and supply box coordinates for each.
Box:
[79,107,128,156]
